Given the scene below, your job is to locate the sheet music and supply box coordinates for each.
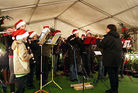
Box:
[94,51,102,55]
[46,34,61,45]
[39,28,50,44]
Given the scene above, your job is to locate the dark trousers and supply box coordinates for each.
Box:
[106,67,119,92]
[16,75,27,93]
[70,64,77,80]
[27,59,35,87]
[53,54,60,74]
[81,52,91,76]
[42,56,49,83]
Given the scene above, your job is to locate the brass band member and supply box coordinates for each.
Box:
[66,29,82,82]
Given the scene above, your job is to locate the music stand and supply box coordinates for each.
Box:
[35,45,48,93]
[92,51,109,89]
[43,33,62,90]
[35,28,50,93]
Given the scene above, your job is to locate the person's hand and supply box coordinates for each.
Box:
[96,35,100,39]
[31,53,34,58]
[28,39,31,44]
[96,35,103,40]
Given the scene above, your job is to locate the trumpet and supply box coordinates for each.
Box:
[0,28,16,34]
[0,31,11,34]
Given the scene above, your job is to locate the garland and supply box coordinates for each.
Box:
[0,15,13,32]
[119,23,130,39]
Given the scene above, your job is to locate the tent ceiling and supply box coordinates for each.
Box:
[84,0,138,15]
[31,2,74,22]
[58,2,107,27]
[0,0,138,38]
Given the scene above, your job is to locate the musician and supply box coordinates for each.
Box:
[4,27,16,93]
[26,31,39,89]
[81,34,85,40]
[60,39,70,76]
[81,30,96,77]
[66,29,82,81]
[12,19,33,93]
[0,27,16,93]
[52,30,61,76]
[96,24,122,93]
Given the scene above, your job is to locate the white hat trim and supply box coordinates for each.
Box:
[42,28,50,33]
[16,21,26,29]
[30,32,37,38]
[86,31,91,34]
[16,32,29,40]
[73,30,79,34]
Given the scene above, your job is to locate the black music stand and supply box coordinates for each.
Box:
[43,33,62,90]
[92,51,109,89]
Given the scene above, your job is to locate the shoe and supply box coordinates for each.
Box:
[71,79,78,82]
[105,89,112,93]
[27,85,35,89]
[112,91,118,93]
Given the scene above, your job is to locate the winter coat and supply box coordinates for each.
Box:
[96,31,122,67]
[66,34,82,64]
[0,35,10,69]
[12,40,32,74]
[42,44,52,56]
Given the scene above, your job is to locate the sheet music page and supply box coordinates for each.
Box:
[94,51,102,55]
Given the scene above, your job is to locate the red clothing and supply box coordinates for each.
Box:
[83,36,96,45]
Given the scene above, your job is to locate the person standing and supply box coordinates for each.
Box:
[66,29,82,81]
[96,24,122,93]
[3,27,16,93]
[26,31,38,89]
[12,19,33,93]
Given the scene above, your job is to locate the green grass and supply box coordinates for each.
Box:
[1,73,138,93]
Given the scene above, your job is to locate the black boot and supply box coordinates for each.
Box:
[105,89,112,93]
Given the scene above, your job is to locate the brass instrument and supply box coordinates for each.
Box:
[0,31,11,34]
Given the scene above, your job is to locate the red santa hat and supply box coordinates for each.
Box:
[42,26,50,33]
[7,27,14,31]
[29,31,37,38]
[85,30,91,34]
[13,29,29,40]
[3,27,15,36]
[72,29,79,34]
[15,19,26,29]
[81,34,86,37]
[55,30,61,34]
[43,26,49,29]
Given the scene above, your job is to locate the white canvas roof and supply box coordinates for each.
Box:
[0,0,138,38]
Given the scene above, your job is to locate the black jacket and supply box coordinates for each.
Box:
[96,31,122,67]
[66,34,82,64]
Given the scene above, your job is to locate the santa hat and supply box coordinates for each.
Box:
[13,29,29,40]
[3,27,15,36]
[72,29,79,34]
[85,30,91,34]
[55,30,61,34]
[29,31,37,38]
[7,27,14,31]
[42,26,50,33]
[43,26,49,29]
[81,34,86,37]
[15,19,26,29]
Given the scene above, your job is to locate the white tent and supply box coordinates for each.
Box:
[0,0,138,49]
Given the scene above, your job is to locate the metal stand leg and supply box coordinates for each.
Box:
[35,45,48,93]
[44,45,62,90]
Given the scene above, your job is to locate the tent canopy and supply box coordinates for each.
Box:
[0,0,138,38]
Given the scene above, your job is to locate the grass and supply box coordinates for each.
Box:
[1,72,138,93]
